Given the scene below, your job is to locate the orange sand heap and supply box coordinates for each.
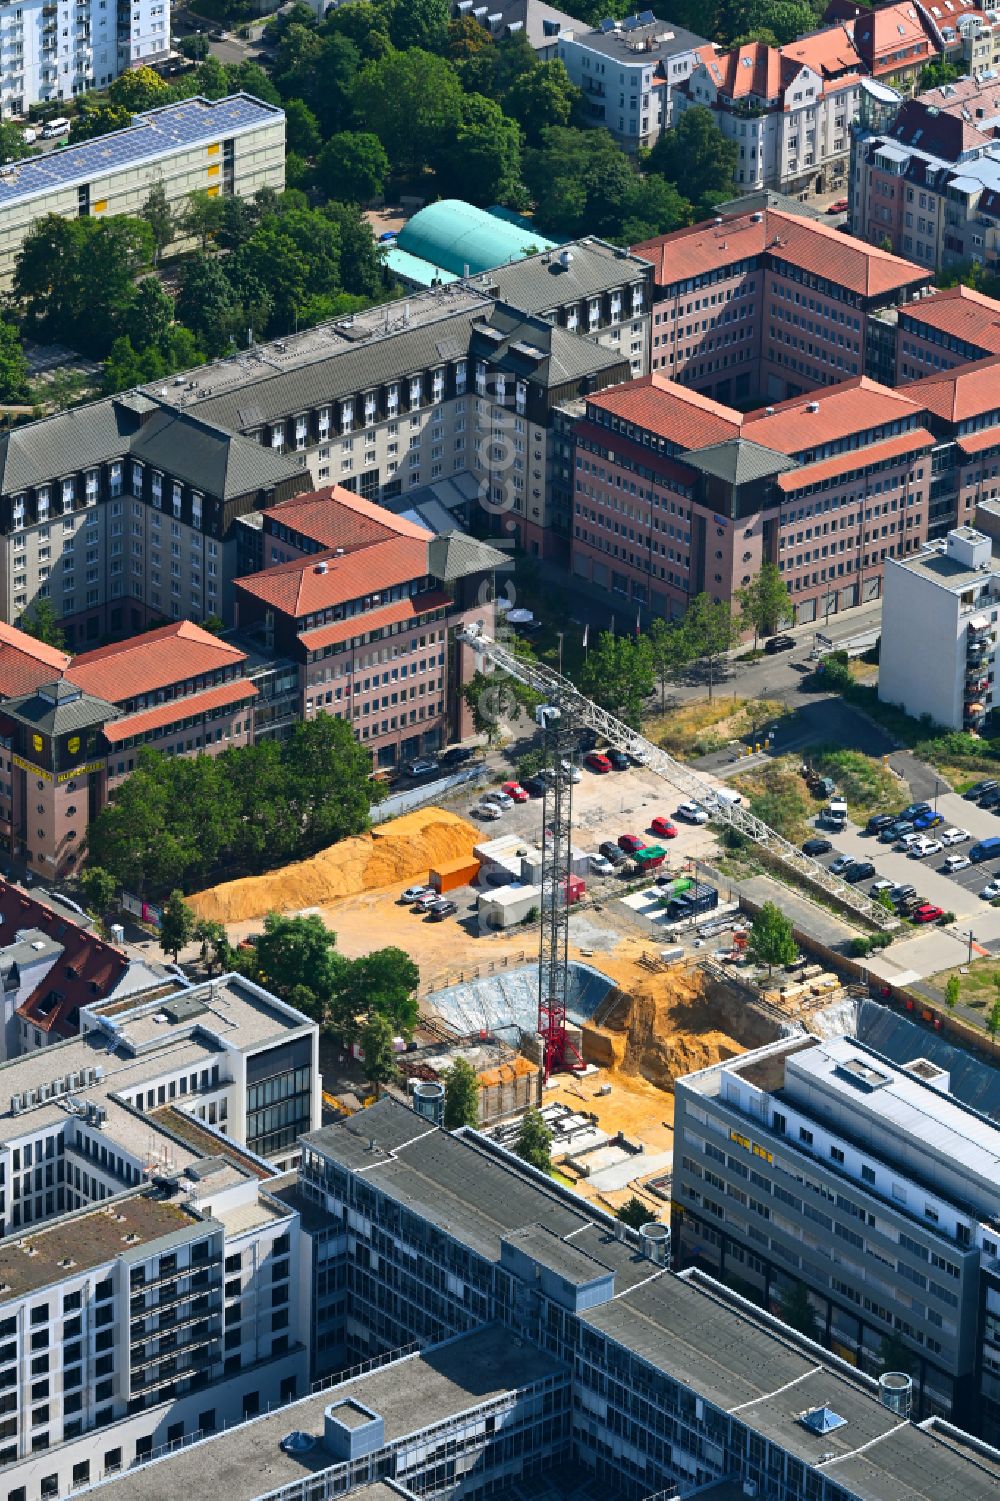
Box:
[189,806,480,925]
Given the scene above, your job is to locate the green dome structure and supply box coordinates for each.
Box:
[396,200,558,279]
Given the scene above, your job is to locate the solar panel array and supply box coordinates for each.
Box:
[0,93,281,207]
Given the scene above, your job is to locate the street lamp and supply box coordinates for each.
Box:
[934,777,940,812]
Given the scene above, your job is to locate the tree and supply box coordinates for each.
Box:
[679,592,740,700]
[323,201,387,299]
[140,182,175,261]
[181,189,225,251]
[225,60,283,106]
[160,889,195,962]
[0,319,29,403]
[525,124,689,243]
[447,15,492,59]
[504,59,581,146]
[389,0,449,53]
[616,1196,651,1230]
[919,55,960,91]
[176,254,243,356]
[361,1012,398,1098]
[987,995,1000,1048]
[778,1279,821,1341]
[579,632,655,729]
[284,97,322,158]
[647,106,738,218]
[737,562,793,648]
[350,49,465,176]
[254,911,344,1015]
[109,64,171,112]
[13,214,154,358]
[0,121,32,163]
[19,596,65,649]
[194,918,230,976]
[435,93,523,206]
[514,1107,552,1172]
[945,974,960,1013]
[748,900,797,975]
[79,866,118,921]
[463,668,538,743]
[71,100,133,143]
[177,31,209,59]
[443,1056,481,1128]
[330,945,419,1041]
[122,277,174,351]
[317,132,390,204]
[647,617,689,711]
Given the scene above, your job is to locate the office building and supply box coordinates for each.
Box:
[555,12,711,152]
[879,525,1000,730]
[634,205,929,406]
[0,96,284,288]
[63,1093,1000,1501]
[672,1029,1000,1441]
[0,0,168,119]
[677,32,863,199]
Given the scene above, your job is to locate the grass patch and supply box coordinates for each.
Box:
[645,697,789,761]
[549,1168,575,1187]
[810,747,904,823]
[731,758,813,844]
[932,956,1000,1007]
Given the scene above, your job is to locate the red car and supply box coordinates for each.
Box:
[826,197,849,214]
[649,816,678,839]
[585,752,612,773]
[618,834,647,854]
[913,903,944,924]
[501,781,529,803]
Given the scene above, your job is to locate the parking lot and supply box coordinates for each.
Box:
[807,787,1000,922]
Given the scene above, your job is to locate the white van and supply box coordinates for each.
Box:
[713,787,742,808]
[42,117,70,139]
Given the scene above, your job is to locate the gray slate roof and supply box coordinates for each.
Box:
[2,678,117,735]
[684,438,799,485]
[473,303,628,389]
[130,408,302,499]
[0,400,132,495]
[483,238,651,311]
[428,531,508,581]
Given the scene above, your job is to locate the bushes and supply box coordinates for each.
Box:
[849,931,894,958]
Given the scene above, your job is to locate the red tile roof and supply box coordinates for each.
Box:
[776,427,936,490]
[902,285,1000,355]
[236,535,430,620]
[102,680,257,744]
[901,353,1000,421]
[2,883,129,1039]
[701,41,787,99]
[263,484,430,551]
[742,378,923,454]
[846,1,935,71]
[585,374,741,450]
[780,23,864,80]
[633,208,928,298]
[67,622,247,705]
[957,426,1000,457]
[296,589,452,652]
[0,624,70,701]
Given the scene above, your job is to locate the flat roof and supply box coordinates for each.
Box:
[889,541,999,591]
[83,1324,566,1501]
[0,95,281,209]
[565,14,708,60]
[0,1191,198,1303]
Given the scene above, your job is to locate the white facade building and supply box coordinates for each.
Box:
[0,0,169,119]
[880,526,1000,731]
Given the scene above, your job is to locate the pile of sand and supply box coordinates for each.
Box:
[582,949,745,1091]
[189,806,479,926]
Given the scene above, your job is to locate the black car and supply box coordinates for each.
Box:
[891,883,917,904]
[599,840,628,865]
[521,775,547,797]
[965,779,999,801]
[880,819,913,843]
[866,814,895,835]
[844,860,876,884]
[441,746,473,767]
[428,900,457,921]
[982,789,1000,809]
[764,634,795,654]
[898,802,931,821]
[802,837,832,856]
[577,728,599,753]
[608,749,630,771]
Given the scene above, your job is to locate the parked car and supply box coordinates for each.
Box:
[628,745,649,766]
[870,877,894,894]
[802,837,832,856]
[880,820,912,843]
[414,891,443,912]
[578,728,599,753]
[913,810,943,831]
[764,634,795,653]
[826,197,849,213]
[981,788,1000,809]
[899,802,932,822]
[844,860,875,883]
[941,827,969,845]
[650,816,678,838]
[943,854,971,872]
[472,803,502,820]
[618,834,647,854]
[866,814,895,835]
[483,790,514,810]
[400,885,433,903]
[965,779,998,800]
[585,752,612,774]
[428,900,458,921]
[441,746,473,767]
[589,854,615,876]
[608,748,631,771]
[910,840,943,859]
[522,775,547,797]
[677,801,710,824]
[890,883,917,904]
[829,854,853,875]
[559,759,582,783]
[406,757,439,777]
[913,903,944,924]
[500,781,529,803]
[898,831,927,850]
[982,880,1000,900]
[598,841,628,865]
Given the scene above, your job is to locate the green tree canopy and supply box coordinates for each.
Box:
[13,214,155,358]
[317,131,390,204]
[160,889,196,962]
[646,617,690,711]
[647,105,738,218]
[525,126,689,242]
[503,59,582,145]
[176,253,244,356]
[0,121,34,162]
[79,866,118,921]
[737,561,793,646]
[389,0,449,52]
[350,48,464,175]
[140,182,176,260]
[284,97,323,157]
[253,911,345,1017]
[435,93,523,205]
[514,1108,552,1171]
[330,945,419,1040]
[71,100,134,143]
[361,1012,399,1097]
[579,632,654,729]
[945,974,960,1012]
[616,1196,652,1230]
[108,64,171,112]
[0,319,29,403]
[678,592,740,699]
[443,1056,481,1128]
[748,900,797,974]
[18,596,65,649]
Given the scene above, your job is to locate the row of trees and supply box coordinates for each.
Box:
[84,715,379,900]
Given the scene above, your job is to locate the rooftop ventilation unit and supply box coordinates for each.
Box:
[9,1095,21,1115]
[806,401,820,412]
[280,1432,317,1455]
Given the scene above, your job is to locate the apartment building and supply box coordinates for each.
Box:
[0,95,284,287]
[570,371,935,622]
[0,0,169,119]
[849,80,1000,274]
[451,0,584,58]
[634,205,929,407]
[233,486,504,768]
[0,967,319,1501]
[673,1030,1000,1439]
[879,525,1000,728]
[823,0,941,87]
[555,11,711,150]
[677,31,863,199]
[73,1091,1000,1501]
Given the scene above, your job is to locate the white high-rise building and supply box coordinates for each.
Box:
[0,0,169,119]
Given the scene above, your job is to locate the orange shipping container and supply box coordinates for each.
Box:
[430,856,481,894]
